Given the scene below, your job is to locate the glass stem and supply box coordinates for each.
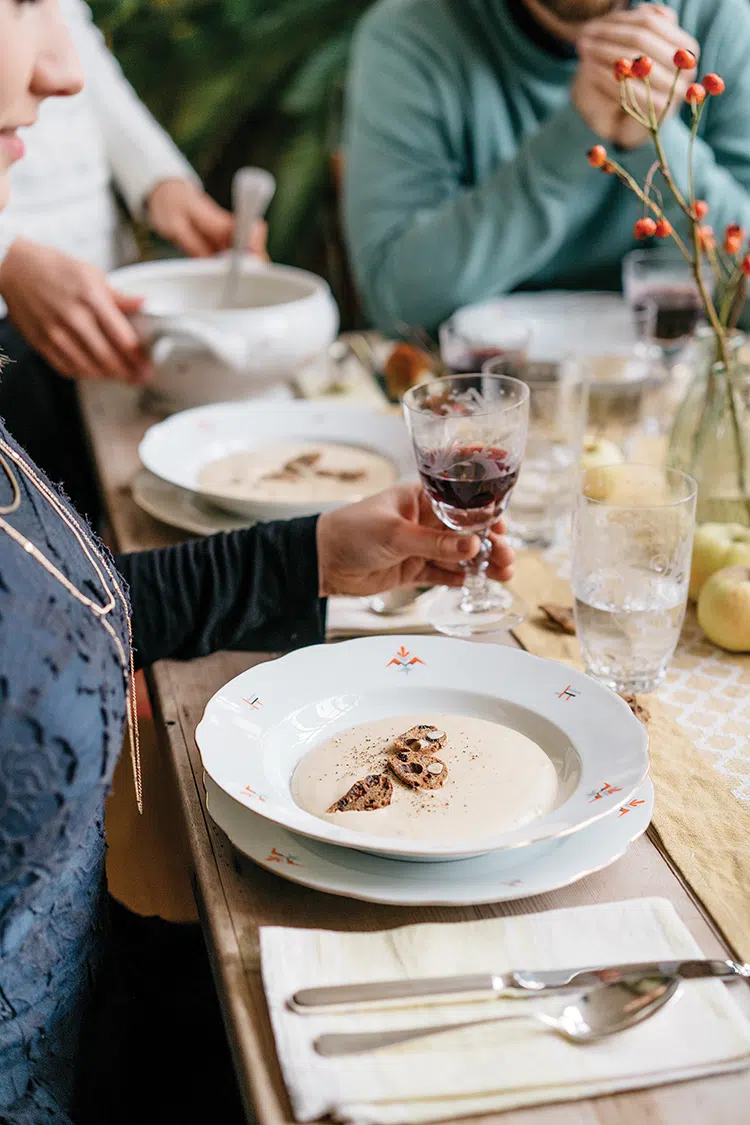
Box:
[460,534,493,613]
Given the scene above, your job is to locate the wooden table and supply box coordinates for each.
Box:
[80,380,750,1125]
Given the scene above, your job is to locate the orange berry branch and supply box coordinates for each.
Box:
[586,51,749,505]
[586,52,749,366]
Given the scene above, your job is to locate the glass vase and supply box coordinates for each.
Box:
[667,330,750,525]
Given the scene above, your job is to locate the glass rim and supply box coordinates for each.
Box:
[402,372,530,418]
[622,247,694,265]
[579,463,698,509]
[440,310,533,342]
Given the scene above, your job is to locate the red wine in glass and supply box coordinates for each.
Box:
[417,444,519,531]
[449,346,527,377]
[634,284,703,345]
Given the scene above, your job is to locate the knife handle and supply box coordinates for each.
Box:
[290,973,498,1011]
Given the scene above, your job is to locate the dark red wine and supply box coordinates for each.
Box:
[634,285,703,342]
[449,346,527,377]
[418,444,518,511]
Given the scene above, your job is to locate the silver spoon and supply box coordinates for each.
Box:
[313,976,680,1057]
[368,588,423,615]
[222,166,276,309]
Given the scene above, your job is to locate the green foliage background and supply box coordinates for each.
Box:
[90,0,375,320]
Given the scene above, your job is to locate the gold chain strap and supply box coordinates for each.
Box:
[0,439,142,812]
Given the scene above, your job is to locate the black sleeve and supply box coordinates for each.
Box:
[115,516,327,669]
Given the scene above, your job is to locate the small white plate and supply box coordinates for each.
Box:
[132,469,251,536]
[451,292,628,362]
[138,399,414,520]
[195,635,649,862]
[204,773,653,906]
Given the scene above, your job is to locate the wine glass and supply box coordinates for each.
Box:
[622,248,710,359]
[439,307,531,376]
[402,373,530,636]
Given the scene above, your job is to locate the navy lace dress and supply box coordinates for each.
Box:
[0,418,325,1123]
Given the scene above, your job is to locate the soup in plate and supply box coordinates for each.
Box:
[291,713,558,844]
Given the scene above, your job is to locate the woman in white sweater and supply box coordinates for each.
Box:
[0,0,263,523]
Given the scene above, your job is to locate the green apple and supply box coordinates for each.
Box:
[689,523,750,602]
[697,565,750,652]
[580,436,625,471]
[579,438,625,502]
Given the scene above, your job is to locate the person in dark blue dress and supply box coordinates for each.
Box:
[0,8,515,1121]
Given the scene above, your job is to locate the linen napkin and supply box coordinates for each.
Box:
[260,898,750,1124]
[326,594,434,640]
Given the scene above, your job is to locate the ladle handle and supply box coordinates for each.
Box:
[233,167,276,255]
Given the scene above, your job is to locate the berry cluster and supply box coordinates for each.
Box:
[586,52,742,272]
[610,50,725,106]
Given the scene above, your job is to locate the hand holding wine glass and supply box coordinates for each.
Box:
[403,373,529,636]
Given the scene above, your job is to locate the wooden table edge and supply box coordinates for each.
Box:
[79,379,750,1125]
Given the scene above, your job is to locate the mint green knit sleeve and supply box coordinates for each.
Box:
[343,14,600,333]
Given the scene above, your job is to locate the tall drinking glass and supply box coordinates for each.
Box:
[572,464,697,693]
[483,356,589,548]
[403,374,530,636]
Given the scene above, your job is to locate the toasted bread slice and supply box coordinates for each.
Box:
[326,774,393,813]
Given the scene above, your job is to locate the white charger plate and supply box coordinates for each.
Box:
[195,635,649,862]
[204,773,653,906]
[138,399,414,520]
[132,469,250,536]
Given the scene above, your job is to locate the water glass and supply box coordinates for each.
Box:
[483,356,589,547]
[439,304,531,377]
[576,304,666,455]
[572,464,697,693]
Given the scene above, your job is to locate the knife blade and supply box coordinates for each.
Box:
[289,959,749,1012]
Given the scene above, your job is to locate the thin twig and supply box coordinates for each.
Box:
[658,69,681,126]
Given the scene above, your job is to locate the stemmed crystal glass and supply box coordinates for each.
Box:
[402,373,530,636]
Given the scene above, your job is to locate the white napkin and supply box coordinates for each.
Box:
[326,594,434,639]
[260,898,750,1124]
[294,348,389,405]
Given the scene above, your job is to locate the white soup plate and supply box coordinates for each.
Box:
[195,636,649,862]
[204,774,654,907]
[138,399,414,520]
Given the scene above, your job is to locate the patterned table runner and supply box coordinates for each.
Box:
[509,552,750,961]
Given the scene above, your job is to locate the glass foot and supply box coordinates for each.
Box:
[421,582,528,637]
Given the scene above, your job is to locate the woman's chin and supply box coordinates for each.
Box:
[0,177,9,212]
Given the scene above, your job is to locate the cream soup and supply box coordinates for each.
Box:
[197,441,397,504]
[291,713,558,843]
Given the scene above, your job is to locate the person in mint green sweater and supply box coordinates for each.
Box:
[343,0,750,333]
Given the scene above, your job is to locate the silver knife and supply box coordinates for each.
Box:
[290,959,749,1011]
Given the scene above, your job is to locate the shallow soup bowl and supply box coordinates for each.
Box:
[195,636,649,863]
[138,400,415,521]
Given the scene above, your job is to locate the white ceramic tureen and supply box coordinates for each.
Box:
[109,256,339,412]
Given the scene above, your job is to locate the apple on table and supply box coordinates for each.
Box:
[689,523,750,602]
[580,436,624,471]
[697,566,750,653]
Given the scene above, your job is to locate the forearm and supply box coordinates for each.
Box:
[347,104,599,333]
[116,517,326,669]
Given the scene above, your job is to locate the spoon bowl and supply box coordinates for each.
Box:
[313,976,680,1056]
